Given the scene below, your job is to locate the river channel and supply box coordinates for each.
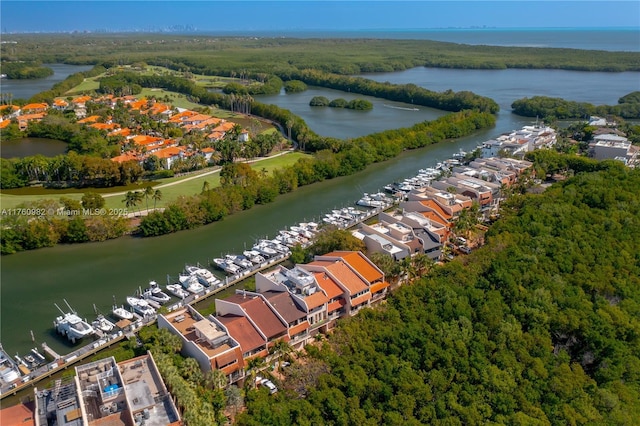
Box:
[2,66,639,357]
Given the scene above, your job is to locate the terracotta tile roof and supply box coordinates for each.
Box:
[77,115,100,124]
[325,261,369,295]
[370,281,390,294]
[262,291,307,324]
[201,147,215,153]
[108,127,131,137]
[155,146,184,159]
[17,113,46,122]
[328,299,346,312]
[323,251,383,283]
[207,130,225,140]
[53,99,69,107]
[21,103,48,111]
[0,402,35,425]
[224,293,287,339]
[90,122,118,130]
[132,135,163,146]
[218,314,265,354]
[303,290,329,310]
[212,121,235,132]
[422,199,452,219]
[0,119,10,129]
[111,152,140,163]
[72,95,92,104]
[420,210,450,228]
[311,270,343,300]
[0,105,20,112]
[128,99,148,110]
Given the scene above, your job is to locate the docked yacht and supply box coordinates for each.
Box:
[243,250,266,264]
[0,346,21,387]
[184,265,221,288]
[213,257,243,275]
[228,254,254,270]
[253,241,278,257]
[112,303,133,320]
[140,280,171,304]
[178,274,205,294]
[92,314,116,333]
[53,300,95,344]
[166,283,190,299]
[126,296,156,318]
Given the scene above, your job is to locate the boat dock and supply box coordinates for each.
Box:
[0,199,393,401]
[41,343,61,361]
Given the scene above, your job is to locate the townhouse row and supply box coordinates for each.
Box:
[158,251,390,386]
[353,157,534,261]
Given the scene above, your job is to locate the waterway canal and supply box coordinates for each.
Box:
[2,66,639,357]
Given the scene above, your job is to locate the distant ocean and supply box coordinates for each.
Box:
[203,28,640,52]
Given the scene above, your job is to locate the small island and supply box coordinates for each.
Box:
[309,96,373,110]
[1,61,54,79]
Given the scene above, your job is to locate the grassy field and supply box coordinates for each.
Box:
[0,152,309,212]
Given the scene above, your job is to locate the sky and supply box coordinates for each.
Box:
[1,1,639,33]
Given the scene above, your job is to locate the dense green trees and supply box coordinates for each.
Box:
[238,162,640,425]
[284,80,307,93]
[511,91,640,119]
[1,62,54,79]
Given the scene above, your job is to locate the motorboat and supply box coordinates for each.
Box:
[289,226,314,239]
[140,280,171,304]
[178,274,205,294]
[112,304,133,321]
[184,265,221,287]
[166,283,190,299]
[261,239,289,254]
[243,250,266,264]
[213,257,242,275]
[92,314,116,333]
[126,296,156,317]
[253,241,278,257]
[53,300,95,344]
[0,346,22,387]
[227,254,253,270]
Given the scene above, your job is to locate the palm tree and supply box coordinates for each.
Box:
[205,368,228,390]
[180,357,204,386]
[201,181,210,194]
[143,186,154,212]
[152,189,162,209]
[270,339,293,366]
[399,255,417,284]
[132,191,144,216]
[244,356,266,390]
[413,253,436,277]
[123,191,137,211]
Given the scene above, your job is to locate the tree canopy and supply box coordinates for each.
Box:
[238,161,640,425]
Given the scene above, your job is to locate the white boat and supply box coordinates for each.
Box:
[112,304,133,321]
[92,314,116,333]
[253,241,278,257]
[213,257,242,275]
[140,280,171,304]
[126,296,156,317]
[243,250,266,264]
[184,265,221,287]
[356,194,387,208]
[228,254,253,270]
[0,347,21,386]
[53,300,95,344]
[166,283,190,299]
[178,274,205,294]
[261,239,290,254]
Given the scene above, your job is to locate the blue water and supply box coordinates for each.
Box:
[209,28,640,52]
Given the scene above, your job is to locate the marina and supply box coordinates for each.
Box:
[0,121,547,398]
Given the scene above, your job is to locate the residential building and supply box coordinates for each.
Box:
[158,306,244,384]
[34,353,181,426]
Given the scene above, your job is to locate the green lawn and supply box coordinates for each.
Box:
[0,152,310,212]
[65,76,102,94]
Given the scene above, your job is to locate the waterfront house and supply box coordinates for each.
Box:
[159,306,245,384]
[256,265,329,343]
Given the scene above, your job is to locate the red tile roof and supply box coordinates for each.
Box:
[322,251,383,283]
[21,103,48,111]
[77,115,100,124]
[224,294,287,339]
[311,270,343,300]
[0,402,35,425]
[217,314,265,354]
